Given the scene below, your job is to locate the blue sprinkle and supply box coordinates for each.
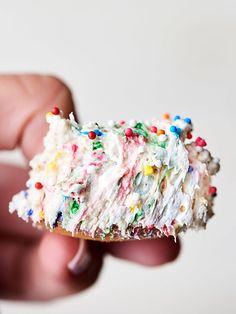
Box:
[174,115,181,121]
[170,125,177,133]
[94,129,103,136]
[188,165,194,173]
[184,117,192,124]
[27,209,33,216]
[176,127,182,135]
[80,131,89,135]
[21,190,28,198]
[63,195,69,201]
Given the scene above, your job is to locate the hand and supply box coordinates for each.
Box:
[0,75,180,301]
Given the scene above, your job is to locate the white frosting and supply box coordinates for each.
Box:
[9,111,220,240]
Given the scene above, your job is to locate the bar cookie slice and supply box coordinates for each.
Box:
[9,108,220,241]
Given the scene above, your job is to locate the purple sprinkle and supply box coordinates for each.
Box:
[27,209,33,216]
[57,211,63,222]
[53,211,63,228]
[188,165,194,173]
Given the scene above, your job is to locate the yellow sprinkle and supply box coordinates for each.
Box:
[143,165,154,176]
[47,161,57,171]
[137,201,142,208]
[39,210,45,220]
[179,205,185,213]
[46,111,53,118]
[54,151,63,160]
[130,206,136,212]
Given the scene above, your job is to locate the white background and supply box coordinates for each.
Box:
[0,0,236,313]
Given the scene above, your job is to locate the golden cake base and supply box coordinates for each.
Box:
[36,222,165,242]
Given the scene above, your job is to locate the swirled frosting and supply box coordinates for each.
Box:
[9,109,220,240]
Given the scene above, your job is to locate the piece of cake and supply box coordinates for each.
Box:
[9,108,220,241]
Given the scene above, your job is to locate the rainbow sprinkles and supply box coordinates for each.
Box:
[9,108,220,241]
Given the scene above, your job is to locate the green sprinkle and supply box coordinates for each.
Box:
[92,141,103,150]
[166,167,174,178]
[134,172,142,187]
[134,128,149,138]
[147,198,155,208]
[133,122,149,139]
[136,209,144,217]
[150,138,159,145]
[134,122,143,129]
[70,200,80,214]
[133,209,144,223]
[157,166,173,188]
[158,141,167,149]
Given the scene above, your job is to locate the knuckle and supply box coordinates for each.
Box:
[44,75,72,96]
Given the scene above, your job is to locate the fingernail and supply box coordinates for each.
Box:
[67,240,91,275]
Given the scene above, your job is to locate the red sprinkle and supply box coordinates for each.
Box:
[51,107,60,115]
[35,182,43,189]
[195,137,207,147]
[150,126,158,133]
[187,132,193,139]
[119,120,126,125]
[125,128,133,137]
[88,131,96,140]
[209,186,217,195]
[72,144,78,153]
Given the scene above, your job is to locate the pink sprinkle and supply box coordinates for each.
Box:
[150,126,158,133]
[195,137,207,147]
[119,120,126,125]
[209,186,217,195]
[72,144,78,153]
[125,128,133,137]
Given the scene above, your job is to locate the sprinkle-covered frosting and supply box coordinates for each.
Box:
[9,108,220,241]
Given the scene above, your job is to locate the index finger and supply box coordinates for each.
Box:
[0,74,76,160]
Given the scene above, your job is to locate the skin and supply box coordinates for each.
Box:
[0,75,180,301]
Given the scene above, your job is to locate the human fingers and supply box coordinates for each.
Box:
[0,74,77,159]
[0,75,103,300]
[0,232,103,300]
[105,237,180,266]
